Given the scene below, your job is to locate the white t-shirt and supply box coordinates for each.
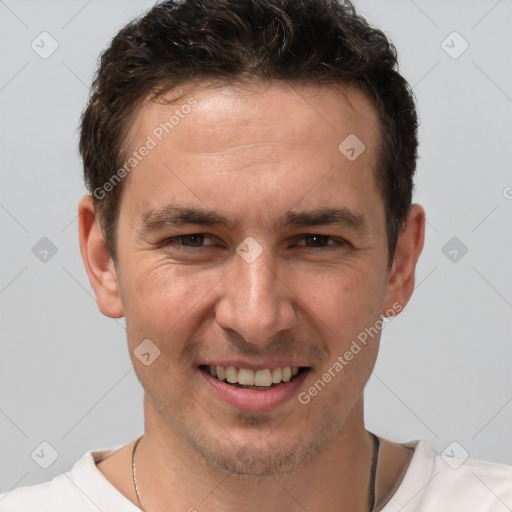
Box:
[0,439,511,511]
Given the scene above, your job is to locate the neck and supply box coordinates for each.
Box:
[134,396,376,512]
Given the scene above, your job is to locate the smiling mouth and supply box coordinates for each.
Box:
[199,365,309,390]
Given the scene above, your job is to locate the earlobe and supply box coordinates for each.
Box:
[78,195,124,318]
[383,204,425,313]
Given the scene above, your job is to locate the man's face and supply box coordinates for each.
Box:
[113,81,395,476]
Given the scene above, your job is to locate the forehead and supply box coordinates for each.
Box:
[120,80,383,230]
[129,80,379,157]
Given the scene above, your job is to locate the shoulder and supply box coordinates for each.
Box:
[0,472,89,511]
[428,446,512,507]
[0,445,138,512]
[383,439,512,512]
[0,451,96,512]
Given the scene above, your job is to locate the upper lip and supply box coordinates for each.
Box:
[200,360,308,371]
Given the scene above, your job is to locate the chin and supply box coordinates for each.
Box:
[203,441,314,478]
[181,424,325,479]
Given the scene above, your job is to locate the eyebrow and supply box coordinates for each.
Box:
[139,205,369,234]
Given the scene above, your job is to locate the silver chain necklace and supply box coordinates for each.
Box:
[131,433,380,511]
[132,436,144,511]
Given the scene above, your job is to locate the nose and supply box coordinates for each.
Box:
[214,244,296,346]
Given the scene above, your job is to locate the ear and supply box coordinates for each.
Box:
[78,195,124,318]
[383,204,425,313]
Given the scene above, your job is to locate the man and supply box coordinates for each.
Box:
[1,0,510,510]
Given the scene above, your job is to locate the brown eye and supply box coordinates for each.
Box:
[296,235,344,248]
[164,234,215,248]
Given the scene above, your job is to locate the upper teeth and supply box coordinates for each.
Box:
[208,365,300,386]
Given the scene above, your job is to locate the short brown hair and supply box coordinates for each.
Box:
[79,0,419,265]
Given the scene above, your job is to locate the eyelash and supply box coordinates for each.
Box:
[163,234,346,250]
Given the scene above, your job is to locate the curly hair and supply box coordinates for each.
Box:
[79,0,419,265]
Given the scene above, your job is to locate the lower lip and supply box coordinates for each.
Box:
[199,368,309,412]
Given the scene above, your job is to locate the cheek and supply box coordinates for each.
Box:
[297,273,383,413]
[121,260,225,346]
[300,268,386,339]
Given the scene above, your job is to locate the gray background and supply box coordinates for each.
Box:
[0,0,511,492]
